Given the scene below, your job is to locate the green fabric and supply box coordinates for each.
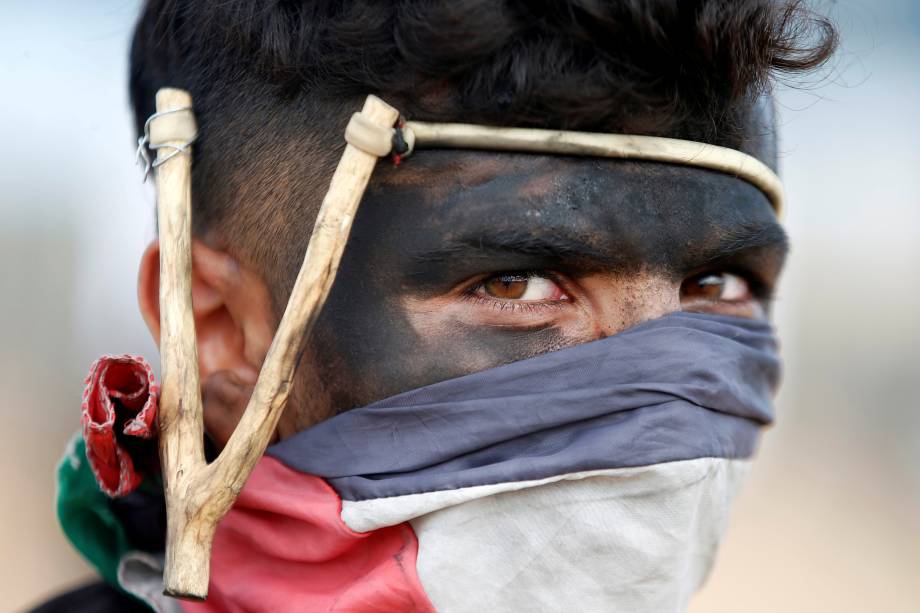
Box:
[55,432,133,587]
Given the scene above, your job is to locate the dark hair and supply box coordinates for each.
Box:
[130,0,836,307]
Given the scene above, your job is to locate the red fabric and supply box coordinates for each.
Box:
[184,456,436,613]
[81,355,159,497]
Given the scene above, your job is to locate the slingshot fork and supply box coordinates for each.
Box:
[152,88,399,599]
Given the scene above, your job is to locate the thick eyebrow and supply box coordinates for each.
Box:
[695,221,789,266]
[408,230,614,274]
[403,218,789,286]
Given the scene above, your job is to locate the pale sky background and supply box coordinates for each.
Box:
[0,1,917,611]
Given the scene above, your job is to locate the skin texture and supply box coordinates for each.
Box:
[138,104,787,448]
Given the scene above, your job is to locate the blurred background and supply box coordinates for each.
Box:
[0,1,917,611]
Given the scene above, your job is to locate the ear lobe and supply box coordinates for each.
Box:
[201,369,279,452]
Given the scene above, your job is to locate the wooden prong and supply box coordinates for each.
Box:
[152,87,208,599]
[155,92,399,599]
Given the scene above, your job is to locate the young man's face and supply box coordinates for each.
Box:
[284,125,787,431]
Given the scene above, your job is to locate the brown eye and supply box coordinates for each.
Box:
[681,272,751,303]
[483,274,529,299]
[477,273,569,302]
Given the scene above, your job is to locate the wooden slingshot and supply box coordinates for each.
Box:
[152,88,400,599]
[149,86,783,600]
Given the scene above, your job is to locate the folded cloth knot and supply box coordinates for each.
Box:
[81,355,159,497]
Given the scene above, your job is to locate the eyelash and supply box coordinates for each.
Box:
[458,292,568,313]
[460,271,569,312]
[706,266,773,302]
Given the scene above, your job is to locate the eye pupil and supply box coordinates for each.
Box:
[484,275,528,299]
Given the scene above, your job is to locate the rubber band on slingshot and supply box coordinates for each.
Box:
[136,106,198,180]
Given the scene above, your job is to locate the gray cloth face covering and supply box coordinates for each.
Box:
[269,311,781,502]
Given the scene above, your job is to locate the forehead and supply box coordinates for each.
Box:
[359,151,779,271]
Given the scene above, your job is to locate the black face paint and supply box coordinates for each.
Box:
[296,145,786,421]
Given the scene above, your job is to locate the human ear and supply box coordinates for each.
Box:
[137,239,277,448]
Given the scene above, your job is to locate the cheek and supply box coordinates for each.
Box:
[313,296,572,409]
[411,316,574,376]
[401,294,584,375]
[311,280,557,409]
[309,300,424,407]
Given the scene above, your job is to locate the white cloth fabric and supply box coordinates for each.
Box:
[404,457,750,612]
